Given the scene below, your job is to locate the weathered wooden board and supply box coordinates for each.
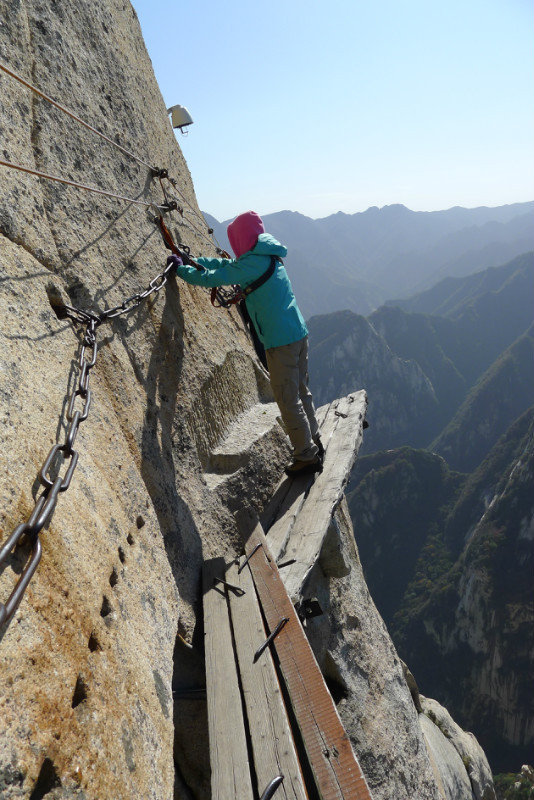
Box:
[226,561,308,800]
[267,392,367,601]
[261,396,365,564]
[261,473,314,564]
[202,557,253,800]
[244,525,373,800]
[259,401,330,537]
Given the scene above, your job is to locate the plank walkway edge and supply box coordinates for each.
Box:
[244,523,374,800]
[266,391,367,603]
[202,557,254,799]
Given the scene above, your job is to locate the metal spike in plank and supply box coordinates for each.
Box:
[243,525,374,800]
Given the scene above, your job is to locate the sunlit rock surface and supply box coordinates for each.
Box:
[0,2,494,798]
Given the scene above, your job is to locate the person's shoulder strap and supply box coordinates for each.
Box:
[242,255,281,297]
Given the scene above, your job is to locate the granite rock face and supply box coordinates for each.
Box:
[420,697,496,800]
[1,2,286,797]
[0,2,494,798]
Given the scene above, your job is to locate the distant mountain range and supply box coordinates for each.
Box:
[203,202,534,318]
[304,248,533,776]
[309,252,534,462]
[347,408,534,774]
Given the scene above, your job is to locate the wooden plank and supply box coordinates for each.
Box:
[202,557,253,800]
[260,401,331,531]
[226,561,308,800]
[244,526,373,800]
[261,474,315,563]
[278,392,367,602]
[261,397,360,562]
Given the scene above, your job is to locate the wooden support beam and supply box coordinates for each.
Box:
[226,561,308,800]
[203,557,253,800]
[244,525,373,800]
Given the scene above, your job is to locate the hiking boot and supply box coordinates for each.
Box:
[285,456,323,476]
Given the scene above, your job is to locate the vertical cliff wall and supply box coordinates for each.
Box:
[0,2,287,797]
[0,3,495,799]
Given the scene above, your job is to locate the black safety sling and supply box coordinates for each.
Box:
[238,255,281,370]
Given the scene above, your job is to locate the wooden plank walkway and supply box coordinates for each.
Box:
[261,391,367,603]
[203,557,308,800]
[243,523,373,800]
[226,559,309,800]
[203,557,254,799]
[203,391,372,799]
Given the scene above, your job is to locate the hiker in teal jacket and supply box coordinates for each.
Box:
[169,210,323,475]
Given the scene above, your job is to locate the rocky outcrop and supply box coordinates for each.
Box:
[420,697,495,800]
[0,2,495,798]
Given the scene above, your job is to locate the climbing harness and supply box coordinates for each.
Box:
[155,212,198,266]
[154,212,247,313]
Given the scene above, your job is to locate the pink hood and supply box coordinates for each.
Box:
[227,211,265,259]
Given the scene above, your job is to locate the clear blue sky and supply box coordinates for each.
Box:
[131,0,533,222]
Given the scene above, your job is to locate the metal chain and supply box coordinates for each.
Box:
[0,56,208,625]
[0,320,97,626]
[0,259,176,627]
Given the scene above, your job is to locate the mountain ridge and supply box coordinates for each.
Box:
[346,407,534,773]
[311,251,534,776]
[204,203,534,317]
[308,252,533,459]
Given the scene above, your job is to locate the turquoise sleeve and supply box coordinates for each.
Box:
[176,261,241,288]
[196,256,234,270]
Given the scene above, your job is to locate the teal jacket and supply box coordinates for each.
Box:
[175,233,308,350]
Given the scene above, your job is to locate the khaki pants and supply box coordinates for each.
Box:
[265,336,319,461]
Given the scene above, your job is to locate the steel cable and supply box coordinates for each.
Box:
[0,158,171,210]
[1,58,221,252]
[0,60,157,172]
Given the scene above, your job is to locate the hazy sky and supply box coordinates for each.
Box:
[131,0,533,222]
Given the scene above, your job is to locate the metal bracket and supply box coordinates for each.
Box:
[296,597,323,623]
[276,558,296,569]
[159,200,178,213]
[260,775,285,800]
[238,542,269,574]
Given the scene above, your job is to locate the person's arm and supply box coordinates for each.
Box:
[173,256,242,289]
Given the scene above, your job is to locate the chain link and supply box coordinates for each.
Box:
[0,247,187,625]
[0,318,100,626]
